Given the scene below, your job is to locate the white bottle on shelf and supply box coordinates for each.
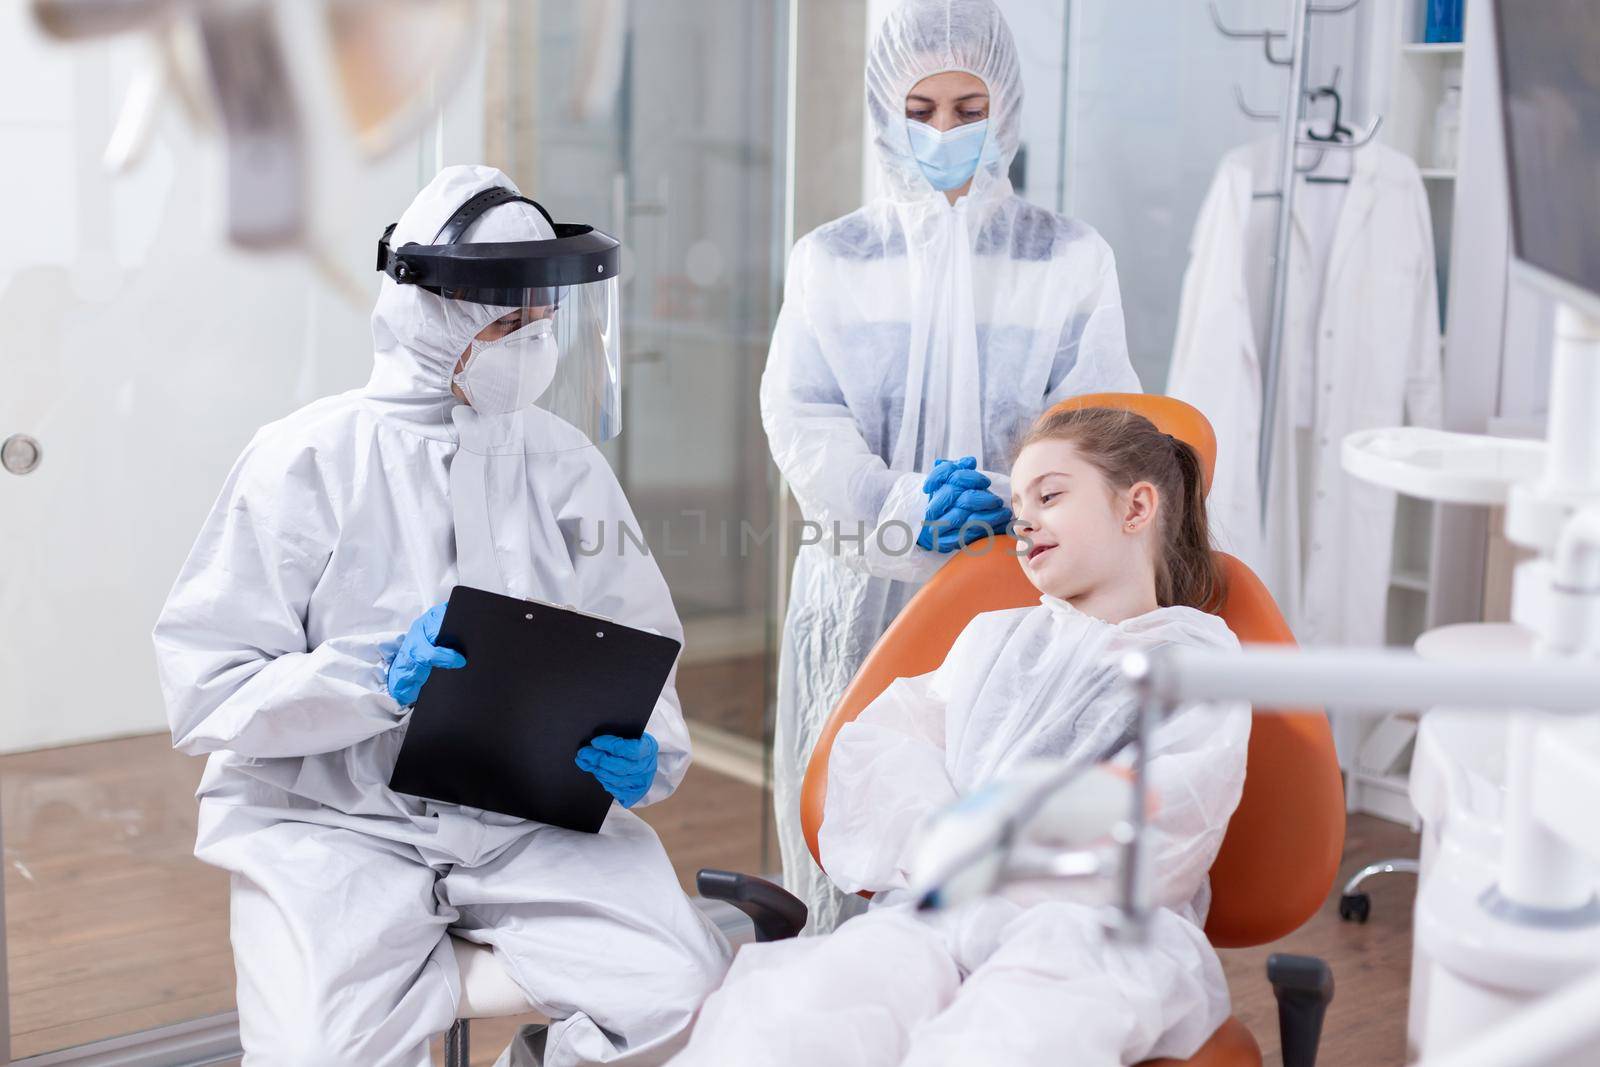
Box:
[1432,77,1462,170]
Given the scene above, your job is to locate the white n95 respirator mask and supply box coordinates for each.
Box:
[454,318,560,415]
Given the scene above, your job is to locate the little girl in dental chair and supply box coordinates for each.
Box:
[669,407,1251,1067]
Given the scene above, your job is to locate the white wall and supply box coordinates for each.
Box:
[0,10,486,752]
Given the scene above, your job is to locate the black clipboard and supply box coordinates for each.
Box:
[388,585,681,833]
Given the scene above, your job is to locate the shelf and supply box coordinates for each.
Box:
[1402,42,1464,55]
[1342,427,1546,506]
[1347,767,1412,791]
[1420,168,1457,181]
[1345,766,1419,826]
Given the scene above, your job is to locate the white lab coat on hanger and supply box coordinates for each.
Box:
[1168,138,1442,647]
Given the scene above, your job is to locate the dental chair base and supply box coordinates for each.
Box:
[696,870,1334,1067]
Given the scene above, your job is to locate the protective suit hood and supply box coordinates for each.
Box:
[364,165,556,428]
[866,0,1023,204]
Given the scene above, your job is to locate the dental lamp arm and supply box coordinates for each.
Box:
[907,757,1133,911]
[908,687,1250,919]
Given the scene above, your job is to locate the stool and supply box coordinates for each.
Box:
[445,935,548,1067]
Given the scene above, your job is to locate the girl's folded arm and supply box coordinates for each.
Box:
[817,670,959,894]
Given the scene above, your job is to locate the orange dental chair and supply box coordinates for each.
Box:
[699,394,1346,1067]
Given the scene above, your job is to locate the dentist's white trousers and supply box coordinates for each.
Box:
[204,804,729,1067]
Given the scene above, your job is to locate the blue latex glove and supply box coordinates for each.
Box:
[925,471,995,518]
[576,733,660,808]
[919,507,1013,552]
[919,456,985,551]
[921,456,981,498]
[918,457,1013,552]
[386,602,467,706]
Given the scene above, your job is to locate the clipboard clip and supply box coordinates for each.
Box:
[522,595,618,626]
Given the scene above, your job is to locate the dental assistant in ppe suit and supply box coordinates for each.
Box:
[152,166,729,1067]
[766,0,1140,933]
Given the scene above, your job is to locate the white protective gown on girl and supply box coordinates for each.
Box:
[152,165,729,1067]
[669,598,1250,1067]
[766,0,1140,934]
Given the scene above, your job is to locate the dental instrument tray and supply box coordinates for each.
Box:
[388,584,682,833]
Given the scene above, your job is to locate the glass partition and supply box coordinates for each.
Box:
[996,0,1366,390]
[0,8,474,1059]
[482,0,786,885]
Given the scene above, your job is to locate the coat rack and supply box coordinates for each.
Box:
[1207,0,1379,526]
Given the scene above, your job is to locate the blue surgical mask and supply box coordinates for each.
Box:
[906,118,994,192]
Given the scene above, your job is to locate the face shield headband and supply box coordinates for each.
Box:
[376,186,621,308]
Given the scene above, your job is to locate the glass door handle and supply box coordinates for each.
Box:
[2,434,42,475]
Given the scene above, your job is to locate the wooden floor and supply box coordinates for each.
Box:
[1220,814,1420,1067]
[1,732,772,1061]
[5,733,1420,1066]
[676,653,768,744]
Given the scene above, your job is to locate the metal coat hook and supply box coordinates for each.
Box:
[1294,147,1329,175]
[1233,84,1281,122]
[1207,1,1293,66]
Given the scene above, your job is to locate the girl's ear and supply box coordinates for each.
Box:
[1122,481,1158,533]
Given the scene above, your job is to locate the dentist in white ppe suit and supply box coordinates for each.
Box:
[765,0,1140,934]
[152,165,729,1067]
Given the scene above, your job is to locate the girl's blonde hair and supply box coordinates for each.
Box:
[1017,407,1225,611]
